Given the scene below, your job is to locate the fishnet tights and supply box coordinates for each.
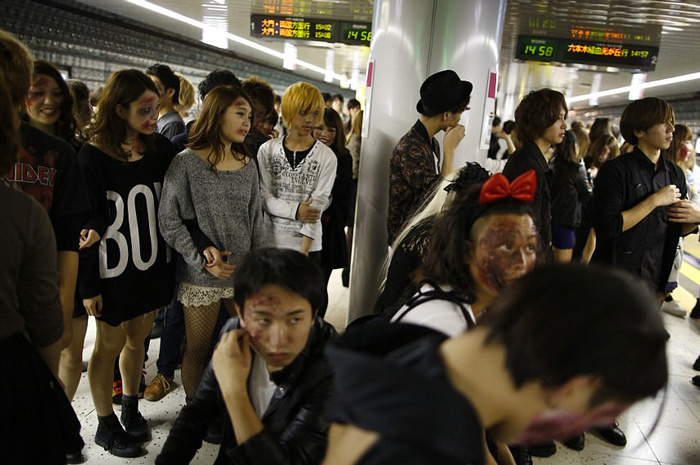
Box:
[182,299,234,397]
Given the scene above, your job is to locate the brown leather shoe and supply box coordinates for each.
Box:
[143,374,173,402]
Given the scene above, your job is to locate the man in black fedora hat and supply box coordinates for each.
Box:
[387,69,472,243]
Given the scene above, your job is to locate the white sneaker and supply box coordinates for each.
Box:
[661,299,687,318]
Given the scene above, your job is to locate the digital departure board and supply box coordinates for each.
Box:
[251,14,371,46]
[515,16,661,71]
[251,14,338,42]
[340,22,372,45]
[515,35,658,71]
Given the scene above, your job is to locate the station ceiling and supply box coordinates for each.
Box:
[76,0,700,110]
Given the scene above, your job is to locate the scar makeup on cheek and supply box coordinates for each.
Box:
[27,90,43,111]
[515,403,628,445]
[245,326,264,351]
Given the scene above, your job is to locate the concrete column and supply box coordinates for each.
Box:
[348,0,507,322]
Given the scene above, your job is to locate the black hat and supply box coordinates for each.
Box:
[416,70,473,116]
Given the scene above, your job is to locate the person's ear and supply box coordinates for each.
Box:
[115,104,126,119]
[633,128,646,140]
[547,375,602,410]
[234,303,245,327]
[165,87,175,99]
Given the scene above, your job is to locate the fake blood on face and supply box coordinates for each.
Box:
[470,214,537,296]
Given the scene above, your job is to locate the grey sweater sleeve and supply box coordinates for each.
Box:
[158,153,205,270]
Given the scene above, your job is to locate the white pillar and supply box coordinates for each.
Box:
[348,0,507,322]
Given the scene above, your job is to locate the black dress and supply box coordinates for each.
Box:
[320,148,353,280]
[77,135,177,325]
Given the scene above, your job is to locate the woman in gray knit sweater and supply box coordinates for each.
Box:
[158,85,265,397]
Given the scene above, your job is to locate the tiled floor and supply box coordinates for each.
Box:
[71,265,700,464]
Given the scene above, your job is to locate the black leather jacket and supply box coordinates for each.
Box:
[156,317,337,465]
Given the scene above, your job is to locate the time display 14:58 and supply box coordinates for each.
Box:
[346,29,371,43]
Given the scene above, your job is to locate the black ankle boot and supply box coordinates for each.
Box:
[95,413,141,458]
[691,299,700,319]
[120,395,150,442]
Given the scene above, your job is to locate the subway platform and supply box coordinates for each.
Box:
[71,262,699,464]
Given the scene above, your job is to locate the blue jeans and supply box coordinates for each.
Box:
[156,296,185,378]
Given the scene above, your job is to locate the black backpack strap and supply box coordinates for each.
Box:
[393,283,476,329]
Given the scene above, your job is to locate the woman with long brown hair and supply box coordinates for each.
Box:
[158,84,265,399]
[314,108,353,289]
[584,134,619,182]
[78,69,176,457]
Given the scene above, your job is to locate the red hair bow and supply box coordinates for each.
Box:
[478,170,536,204]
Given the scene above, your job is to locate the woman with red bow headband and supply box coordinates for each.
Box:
[389,169,539,335]
[383,170,538,465]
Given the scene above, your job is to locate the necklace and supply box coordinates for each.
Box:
[293,150,297,168]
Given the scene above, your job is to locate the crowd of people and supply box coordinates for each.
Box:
[0,26,696,465]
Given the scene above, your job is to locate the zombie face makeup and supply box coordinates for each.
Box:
[238,284,314,372]
[120,90,159,137]
[26,74,63,132]
[220,98,252,145]
[469,213,537,299]
[514,402,629,445]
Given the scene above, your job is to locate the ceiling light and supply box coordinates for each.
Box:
[628,73,646,100]
[567,71,700,103]
[125,0,346,82]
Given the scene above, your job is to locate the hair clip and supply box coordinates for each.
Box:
[444,161,491,193]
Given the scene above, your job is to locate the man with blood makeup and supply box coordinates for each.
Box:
[157,248,337,465]
[321,265,668,465]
